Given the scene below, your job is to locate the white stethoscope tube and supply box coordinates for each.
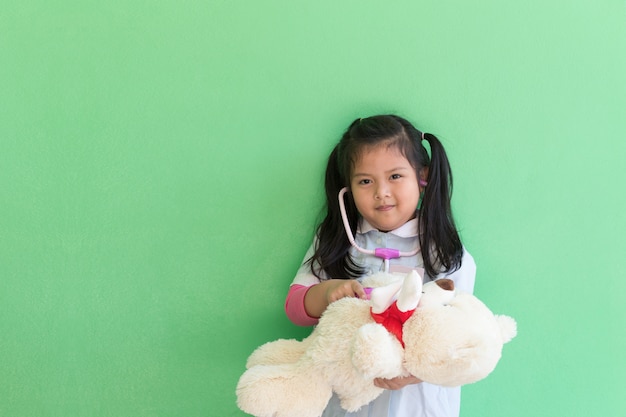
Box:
[338,187,419,273]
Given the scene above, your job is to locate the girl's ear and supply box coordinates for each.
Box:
[418,167,429,190]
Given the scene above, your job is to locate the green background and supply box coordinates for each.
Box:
[2,1,625,416]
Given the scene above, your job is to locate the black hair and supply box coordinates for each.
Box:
[309,114,463,279]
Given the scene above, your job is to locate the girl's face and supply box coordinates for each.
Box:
[349,145,421,232]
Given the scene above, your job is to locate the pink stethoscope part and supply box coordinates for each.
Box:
[338,187,419,273]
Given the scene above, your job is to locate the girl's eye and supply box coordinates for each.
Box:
[390,174,402,180]
[359,179,372,185]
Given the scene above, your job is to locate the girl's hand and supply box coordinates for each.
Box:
[324,279,366,304]
[304,279,366,318]
[374,375,422,390]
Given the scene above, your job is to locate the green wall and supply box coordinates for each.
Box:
[2,1,624,416]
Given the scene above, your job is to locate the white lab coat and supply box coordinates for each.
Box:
[291,218,476,417]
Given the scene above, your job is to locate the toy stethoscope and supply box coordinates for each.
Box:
[338,187,419,274]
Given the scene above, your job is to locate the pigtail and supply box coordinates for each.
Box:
[418,133,463,277]
[309,144,364,279]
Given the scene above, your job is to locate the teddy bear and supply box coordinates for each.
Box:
[236,270,517,417]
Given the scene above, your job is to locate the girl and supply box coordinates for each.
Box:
[285,114,476,417]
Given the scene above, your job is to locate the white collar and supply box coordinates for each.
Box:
[357,217,419,238]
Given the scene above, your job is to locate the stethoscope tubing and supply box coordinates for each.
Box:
[338,187,419,272]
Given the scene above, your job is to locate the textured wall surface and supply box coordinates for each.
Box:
[1,1,625,416]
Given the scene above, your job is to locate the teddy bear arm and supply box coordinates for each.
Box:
[351,323,405,379]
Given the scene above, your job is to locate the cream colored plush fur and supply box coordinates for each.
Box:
[236,271,516,417]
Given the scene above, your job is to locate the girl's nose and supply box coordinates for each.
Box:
[374,184,390,200]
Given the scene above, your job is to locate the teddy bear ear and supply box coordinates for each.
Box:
[495,315,517,343]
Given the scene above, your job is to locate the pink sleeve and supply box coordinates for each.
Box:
[285,284,319,327]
